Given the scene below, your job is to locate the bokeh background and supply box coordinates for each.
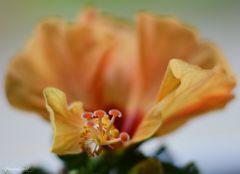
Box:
[0,0,239,173]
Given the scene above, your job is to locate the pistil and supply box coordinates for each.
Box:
[81,109,129,156]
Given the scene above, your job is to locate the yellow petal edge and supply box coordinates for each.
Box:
[43,87,84,155]
[131,59,235,143]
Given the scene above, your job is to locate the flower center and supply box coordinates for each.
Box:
[80,109,130,156]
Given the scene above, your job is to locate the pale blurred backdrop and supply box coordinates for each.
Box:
[0,0,239,174]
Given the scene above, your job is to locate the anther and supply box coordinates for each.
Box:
[81,112,93,120]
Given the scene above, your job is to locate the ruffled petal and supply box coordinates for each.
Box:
[5,9,140,120]
[137,12,200,107]
[155,43,236,135]
[44,87,84,155]
[189,42,233,74]
[131,59,235,143]
[5,19,74,119]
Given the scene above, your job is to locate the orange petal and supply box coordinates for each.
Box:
[5,9,140,119]
[44,87,84,155]
[137,12,200,106]
[189,42,234,74]
[80,9,140,111]
[155,43,236,135]
[131,59,235,143]
[5,19,72,119]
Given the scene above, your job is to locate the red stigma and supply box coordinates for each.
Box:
[87,121,94,127]
[120,132,130,142]
[94,110,106,118]
[109,109,122,118]
[82,112,93,120]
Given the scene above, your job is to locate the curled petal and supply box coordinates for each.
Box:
[156,57,235,135]
[129,104,163,144]
[44,87,84,155]
[137,12,199,106]
[189,42,234,74]
[131,59,235,143]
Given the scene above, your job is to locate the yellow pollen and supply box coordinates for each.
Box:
[80,109,129,156]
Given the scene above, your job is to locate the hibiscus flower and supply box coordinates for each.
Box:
[5,9,236,156]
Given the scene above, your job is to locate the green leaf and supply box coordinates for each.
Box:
[58,152,89,171]
[129,158,164,174]
[57,143,147,173]
[89,144,147,173]
[57,144,200,174]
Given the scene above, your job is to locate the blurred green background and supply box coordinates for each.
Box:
[0,1,239,174]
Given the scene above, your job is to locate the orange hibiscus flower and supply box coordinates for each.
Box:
[5,9,236,156]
